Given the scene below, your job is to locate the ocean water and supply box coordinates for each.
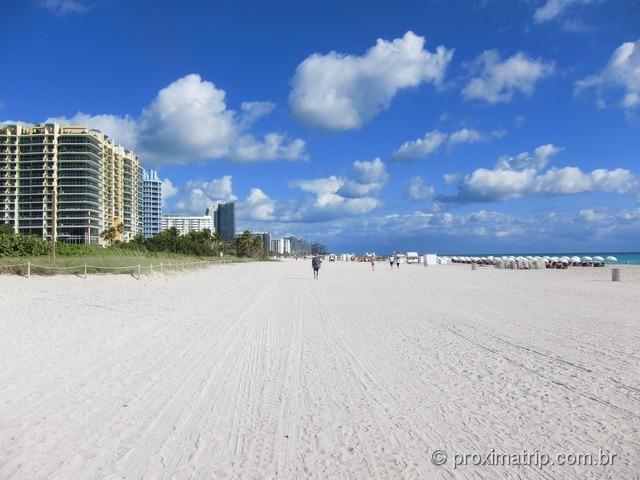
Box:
[443,252,640,265]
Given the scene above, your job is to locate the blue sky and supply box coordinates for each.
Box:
[2,0,639,253]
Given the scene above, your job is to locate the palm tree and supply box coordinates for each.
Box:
[100,222,123,246]
[100,226,117,245]
[232,231,262,257]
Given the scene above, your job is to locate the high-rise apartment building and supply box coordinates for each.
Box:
[161,214,213,235]
[253,232,271,252]
[287,236,312,255]
[270,238,283,254]
[0,123,141,244]
[142,169,162,238]
[270,237,291,255]
[214,202,235,243]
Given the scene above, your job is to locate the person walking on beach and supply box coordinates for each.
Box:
[395,254,400,269]
[370,256,375,271]
[312,254,322,280]
[390,254,395,269]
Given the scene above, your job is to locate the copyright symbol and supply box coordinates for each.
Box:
[431,449,447,466]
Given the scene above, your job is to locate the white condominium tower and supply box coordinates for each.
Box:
[0,123,142,244]
[161,214,214,235]
[142,169,162,238]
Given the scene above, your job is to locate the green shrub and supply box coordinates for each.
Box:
[0,234,50,257]
[55,243,104,257]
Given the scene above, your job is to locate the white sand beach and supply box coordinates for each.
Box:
[1,260,639,479]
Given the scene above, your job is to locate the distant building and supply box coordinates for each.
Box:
[214,202,236,243]
[142,169,162,238]
[270,238,282,254]
[288,236,312,255]
[254,232,271,252]
[161,214,213,235]
[0,123,141,245]
[270,237,292,255]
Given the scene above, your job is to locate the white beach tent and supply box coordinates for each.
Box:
[423,253,438,266]
[406,252,420,264]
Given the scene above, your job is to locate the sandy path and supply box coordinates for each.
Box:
[0,260,638,479]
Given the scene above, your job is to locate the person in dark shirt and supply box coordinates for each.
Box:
[312,254,322,279]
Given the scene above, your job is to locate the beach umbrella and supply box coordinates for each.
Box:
[606,256,617,262]
[582,256,593,262]
[571,256,581,263]
[593,256,604,262]
[560,258,569,264]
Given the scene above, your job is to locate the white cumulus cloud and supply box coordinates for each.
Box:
[231,133,307,162]
[406,176,436,200]
[462,50,555,104]
[161,178,178,208]
[174,175,238,215]
[441,144,638,203]
[289,31,453,131]
[285,159,388,221]
[575,39,640,111]
[533,0,598,23]
[241,188,277,221]
[392,130,447,161]
[40,74,306,165]
[392,128,504,161]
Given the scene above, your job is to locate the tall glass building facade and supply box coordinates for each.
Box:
[0,123,142,244]
[214,202,236,243]
[142,169,162,238]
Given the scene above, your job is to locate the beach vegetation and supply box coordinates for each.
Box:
[0,223,14,235]
[232,230,264,258]
[1,227,270,261]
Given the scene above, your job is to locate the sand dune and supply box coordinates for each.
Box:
[1,260,639,479]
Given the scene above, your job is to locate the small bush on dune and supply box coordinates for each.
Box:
[55,243,104,257]
[0,234,50,257]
